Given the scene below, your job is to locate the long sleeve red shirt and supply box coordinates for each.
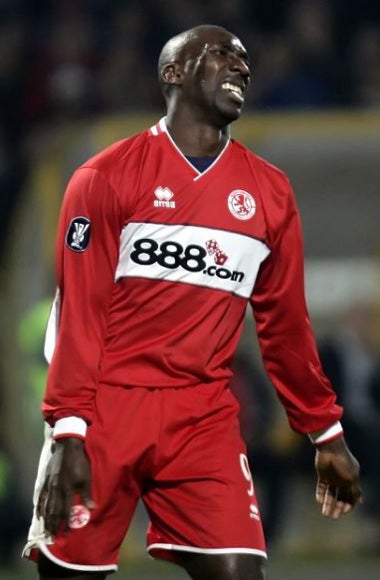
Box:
[42,118,342,434]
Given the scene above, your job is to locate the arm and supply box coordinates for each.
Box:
[38,167,122,533]
[250,180,342,433]
[43,166,122,428]
[250,177,362,513]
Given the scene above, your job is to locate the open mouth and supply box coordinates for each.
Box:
[221,82,244,103]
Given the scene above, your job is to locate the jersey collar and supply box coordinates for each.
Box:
[149,117,231,181]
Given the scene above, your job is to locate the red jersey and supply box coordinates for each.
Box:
[42,117,342,434]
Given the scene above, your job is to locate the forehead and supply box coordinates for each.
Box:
[190,29,247,56]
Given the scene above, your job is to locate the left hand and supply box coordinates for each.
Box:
[314,436,363,519]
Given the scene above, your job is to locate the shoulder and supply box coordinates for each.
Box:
[79,129,150,175]
[232,139,290,190]
[232,139,298,243]
[65,129,154,202]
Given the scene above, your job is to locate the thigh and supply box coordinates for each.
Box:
[47,386,162,567]
[144,384,267,563]
[178,552,267,580]
[26,386,161,572]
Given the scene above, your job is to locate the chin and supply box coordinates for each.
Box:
[214,98,243,125]
[219,105,242,125]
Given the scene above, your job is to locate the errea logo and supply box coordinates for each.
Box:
[153,186,176,209]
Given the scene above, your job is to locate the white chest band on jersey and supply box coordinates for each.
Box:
[115,222,270,299]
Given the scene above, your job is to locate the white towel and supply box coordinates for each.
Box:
[22,423,55,558]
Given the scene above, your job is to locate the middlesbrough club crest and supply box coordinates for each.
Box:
[227,190,256,220]
[69,505,91,529]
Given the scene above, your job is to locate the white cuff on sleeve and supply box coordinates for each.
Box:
[308,421,343,445]
[53,416,88,439]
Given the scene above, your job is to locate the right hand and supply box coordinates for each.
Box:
[37,437,95,536]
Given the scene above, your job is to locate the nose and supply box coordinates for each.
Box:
[229,54,250,83]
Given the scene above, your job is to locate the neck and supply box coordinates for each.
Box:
[165,108,229,157]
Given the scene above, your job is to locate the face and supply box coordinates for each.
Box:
[180,29,251,125]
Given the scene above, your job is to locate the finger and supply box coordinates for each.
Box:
[44,483,65,536]
[331,500,347,519]
[332,487,354,517]
[343,503,353,514]
[316,481,328,504]
[37,489,48,519]
[62,489,75,533]
[340,484,363,510]
[36,475,50,519]
[81,482,96,511]
[322,485,338,517]
[45,502,64,536]
[353,485,364,505]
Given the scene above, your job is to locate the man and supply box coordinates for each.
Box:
[23,25,362,580]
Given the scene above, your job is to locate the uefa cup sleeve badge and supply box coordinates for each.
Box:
[227,190,256,220]
[66,217,91,252]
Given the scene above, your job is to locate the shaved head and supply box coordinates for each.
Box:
[157,24,250,127]
[158,25,230,96]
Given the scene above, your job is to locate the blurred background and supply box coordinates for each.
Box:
[0,0,380,578]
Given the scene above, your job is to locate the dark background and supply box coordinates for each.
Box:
[0,1,380,578]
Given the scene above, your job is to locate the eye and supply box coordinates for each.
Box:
[210,47,228,57]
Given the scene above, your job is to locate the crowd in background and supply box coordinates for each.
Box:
[1,0,380,243]
[3,0,380,123]
[1,0,380,568]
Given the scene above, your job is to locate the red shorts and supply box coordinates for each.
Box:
[27,382,266,572]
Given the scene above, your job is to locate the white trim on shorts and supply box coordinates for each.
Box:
[39,543,118,573]
[147,543,267,559]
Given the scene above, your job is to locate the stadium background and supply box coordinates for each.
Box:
[0,1,379,579]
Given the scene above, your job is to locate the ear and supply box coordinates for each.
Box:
[161,62,184,86]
